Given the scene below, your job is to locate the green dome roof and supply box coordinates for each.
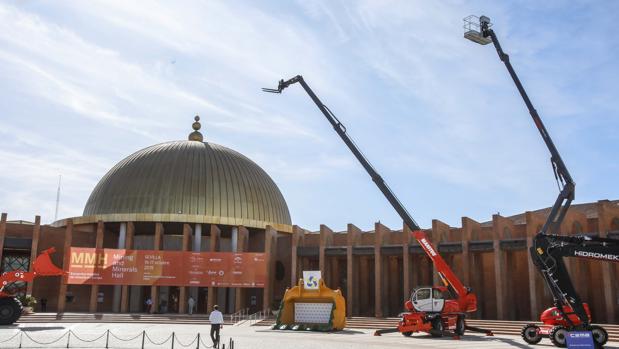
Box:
[80,140,291,232]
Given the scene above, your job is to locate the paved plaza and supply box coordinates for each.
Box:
[0,322,617,349]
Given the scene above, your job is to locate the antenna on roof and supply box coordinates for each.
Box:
[54,175,62,221]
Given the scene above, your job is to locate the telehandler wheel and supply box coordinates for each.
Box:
[549,325,568,348]
[455,316,466,336]
[401,331,412,337]
[589,325,608,347]
[0,297,22,325]
[430,318,444,337]
[521,324,542,344]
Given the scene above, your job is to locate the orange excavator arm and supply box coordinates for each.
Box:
[31,248,65,276]
[0,248,64,296]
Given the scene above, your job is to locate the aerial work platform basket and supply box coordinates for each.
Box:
[273,278,346,331]
[463,15,493,45]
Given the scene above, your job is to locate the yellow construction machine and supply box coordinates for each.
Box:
[273,278,346,331]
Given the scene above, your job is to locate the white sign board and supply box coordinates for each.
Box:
[303,270,321,290]
[294,303,333,324]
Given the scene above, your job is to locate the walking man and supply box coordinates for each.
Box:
[188,296,195,315]
[209,305,224,347]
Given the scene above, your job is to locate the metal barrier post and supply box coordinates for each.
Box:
[66,331,71,348]
[105,329,109,349]
[196,333,200,349]
[141,330,145,349]
[171,332,175,349]
[19,332,22,349]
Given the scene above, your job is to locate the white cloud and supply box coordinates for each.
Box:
[0,1,616,229]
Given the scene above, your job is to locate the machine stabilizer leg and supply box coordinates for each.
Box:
[373,328,400,336]
[465,325,494,336]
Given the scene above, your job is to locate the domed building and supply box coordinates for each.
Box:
[1,117,618,322]
[47,116,294,314]
[81,121,291,231]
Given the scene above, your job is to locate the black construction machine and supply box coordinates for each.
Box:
[464,15,619,348]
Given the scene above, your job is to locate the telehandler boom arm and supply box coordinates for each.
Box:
[263,76,471,303]
[478,17,575,238]
[467,15,619,328]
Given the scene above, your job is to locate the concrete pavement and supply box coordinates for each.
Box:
[0,322,617,349]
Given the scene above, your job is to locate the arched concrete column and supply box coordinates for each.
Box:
[207,224,221,312]
[374,222,389,318]
[402,223,413,314]
[263,225,278,311]
[112,223,127,312]
[119,222,134,313]
[234,226,249,313]
[0,213,7,268]
[291,225,305,285]
[57,219,73,313]
[26,216,41,295]
[492,214,514,320]
[347,223,362,316]
[149,223,164,313]
[319,225,334,283]
[88,221,105,312]
[179,223,192,314]
[189,223,202,312]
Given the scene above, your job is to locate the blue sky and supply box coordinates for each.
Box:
[0,1,617,231]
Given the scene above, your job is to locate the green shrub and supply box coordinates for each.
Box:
[18,295,37,307]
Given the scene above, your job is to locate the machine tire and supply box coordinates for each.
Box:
[401,331,412,337]
[430,318,444,337]
[455,316,466,336]
[0,297,22,325]
[589,325,608,347]
[521,324,542,345]
[549,325,568,348]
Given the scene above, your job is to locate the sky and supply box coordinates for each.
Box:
[0,1,617,231]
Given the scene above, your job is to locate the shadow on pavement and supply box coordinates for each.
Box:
[404,333,619,349]
[19,326,67,331]
[328,329,365,335]
[254,329,364,335]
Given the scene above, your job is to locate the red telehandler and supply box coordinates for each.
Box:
[263,76,492,338]
[0,247,64,325]
[465,15,619,348]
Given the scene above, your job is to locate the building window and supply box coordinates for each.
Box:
[1,253,30,296]
[275,261,285,281]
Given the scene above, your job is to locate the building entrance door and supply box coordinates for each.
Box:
[168,287,180,313]
[198,287,208,314]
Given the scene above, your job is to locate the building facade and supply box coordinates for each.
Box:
[0,118,617,322]
[291,200,619,323]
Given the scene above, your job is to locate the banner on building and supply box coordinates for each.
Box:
[66,248,266,288]
[302,270,321,290]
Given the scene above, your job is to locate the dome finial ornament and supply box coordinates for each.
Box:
[189,115,204,142]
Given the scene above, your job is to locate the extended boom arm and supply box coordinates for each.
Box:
[467,15,619,327]
[479,17,575,237]
[263,76,472,303]
[263,76,420,232]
